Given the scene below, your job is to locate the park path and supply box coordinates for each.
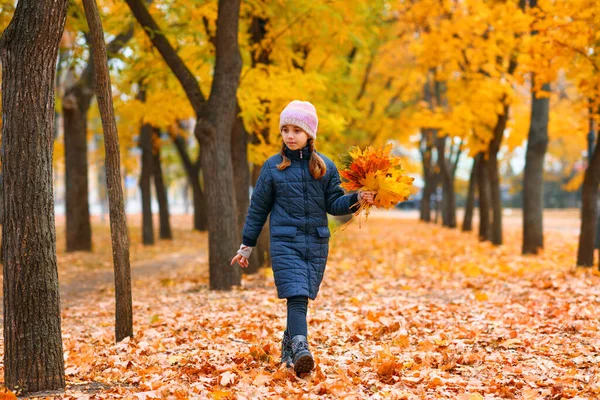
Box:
[0,249,207,322]
[58,250,206,306]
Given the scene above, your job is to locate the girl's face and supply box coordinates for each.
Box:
[281,124,309,150]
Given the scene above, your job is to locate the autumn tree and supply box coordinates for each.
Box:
[0,0,68,392]
[520,0,551,254]
[125,0,243,289]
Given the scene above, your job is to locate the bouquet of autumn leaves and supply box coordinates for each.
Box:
[339,144,414,225]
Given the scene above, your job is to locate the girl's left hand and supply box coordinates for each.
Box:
[359,191,376,205]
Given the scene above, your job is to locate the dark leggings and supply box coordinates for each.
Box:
[286,296,308,338]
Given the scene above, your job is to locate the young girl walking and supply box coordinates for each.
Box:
[230,100,375,376]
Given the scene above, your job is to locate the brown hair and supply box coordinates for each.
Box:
[277,138,327,180]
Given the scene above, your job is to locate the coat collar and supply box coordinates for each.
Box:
[284,144,312,161]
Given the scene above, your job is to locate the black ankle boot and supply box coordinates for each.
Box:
[291,335,314,376]
[280,330,293,368]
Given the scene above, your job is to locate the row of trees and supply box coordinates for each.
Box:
[407,0,600,266]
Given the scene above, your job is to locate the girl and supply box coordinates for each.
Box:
[230,100,375,376]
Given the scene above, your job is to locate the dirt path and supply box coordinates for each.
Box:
[59,251,206,305]
[0,250,206,322]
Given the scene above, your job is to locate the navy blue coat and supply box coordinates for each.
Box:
[241,145,358,300]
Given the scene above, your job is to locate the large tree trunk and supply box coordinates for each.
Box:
[138,89,154,245]
[152,128,172,240]
[522,81,550,254]
[62,26,132,253]
[63,83,93,252]
[0,0,68,392]
[487,106,509,245]
[83,0,133,341]
[477,153,491,241]
[462,157,478,232]
[197,0,243,290]
[126,0,243,289]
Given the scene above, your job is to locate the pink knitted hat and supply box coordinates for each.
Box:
[279,100,318,140]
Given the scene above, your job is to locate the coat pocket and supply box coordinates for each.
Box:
[316,226,331,238]
[271,225,298,237]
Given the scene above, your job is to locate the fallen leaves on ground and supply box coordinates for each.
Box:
[2,212,600,399]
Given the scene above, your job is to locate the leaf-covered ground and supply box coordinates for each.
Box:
[3,211,600,399]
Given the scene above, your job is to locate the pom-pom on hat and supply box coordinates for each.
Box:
[279,100,318,140]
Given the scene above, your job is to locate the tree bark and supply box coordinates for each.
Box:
[522,81,550,254]
[62,27,132,253]
[0,0,68,392]
[126,0,243,290]
[462,157,478,232]
[152,127,172,240]
[82,0,133,341]
[487,105,509,245]
[477,153,491,241]
[138,89,154,245]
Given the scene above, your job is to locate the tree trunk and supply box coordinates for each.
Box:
[420,178,433,222]
[0,0,68,392]
[171,134,208,231]
[522,81,550,254]
[577,108,600,267]
[462,157,478,232]
[83,0,133,341]
[197,0,243,290]
[419,134,435,223]
[138,89,154,245]
[487,106,509,245]
[63,86,93,252]
[152,128,172,240]
[577,148,600,267]
[477,153,491,241]
[436,136,457,228]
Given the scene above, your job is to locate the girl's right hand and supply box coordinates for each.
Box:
[359,190,376,205]
[230,254,249,268]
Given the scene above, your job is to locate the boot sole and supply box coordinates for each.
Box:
[294,353,314,376]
